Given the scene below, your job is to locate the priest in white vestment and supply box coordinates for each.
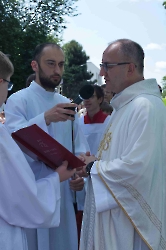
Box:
[0,51,76,250]
[5,43,89,250]
[79,39,166,250]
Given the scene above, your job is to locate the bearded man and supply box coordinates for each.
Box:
[5,43,89,250]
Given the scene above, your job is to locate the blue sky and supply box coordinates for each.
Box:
[63,0,166,86]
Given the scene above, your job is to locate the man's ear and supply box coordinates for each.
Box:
[127,63,135,76]
[0,78,3,84]
[31,60,38,72]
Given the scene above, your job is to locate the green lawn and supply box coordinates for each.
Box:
[162,98,166,106]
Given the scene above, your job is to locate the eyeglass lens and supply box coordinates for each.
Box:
[8,83,13,91]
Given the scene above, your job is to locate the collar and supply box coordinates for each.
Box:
[84,110,108,124]
[29,81,57,101]
[110,79,161,111]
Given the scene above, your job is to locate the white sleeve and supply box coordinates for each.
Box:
[91,162,118,212]
[5,94,48,134]
[73,114,90,155]
[0,125,61,228]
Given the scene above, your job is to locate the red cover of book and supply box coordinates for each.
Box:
[12,124,85,170]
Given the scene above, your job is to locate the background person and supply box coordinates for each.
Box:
[158,84,166,106]
[100,101,113,115]
[25,73,36,87]
[101,83,114,103]
[79,84,111,156]
[0,110,5,123]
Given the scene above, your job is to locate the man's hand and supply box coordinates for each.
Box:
[44,103,77,125]
[77,152,98,177]
[69,174,84,191]
[55,161,76,182]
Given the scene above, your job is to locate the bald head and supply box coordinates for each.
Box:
[100,39,145,94]
[106,39,144,75]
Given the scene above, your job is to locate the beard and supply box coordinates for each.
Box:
[38,65,62,91]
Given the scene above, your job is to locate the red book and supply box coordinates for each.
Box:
[12,124,85,170]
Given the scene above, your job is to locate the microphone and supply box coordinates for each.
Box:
[72,84,94,104]
[65,84,94,115]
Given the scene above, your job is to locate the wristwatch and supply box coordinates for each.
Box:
[86,161,95,176]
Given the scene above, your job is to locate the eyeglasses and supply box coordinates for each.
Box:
[3,79,13,91]
[99,62,137,72]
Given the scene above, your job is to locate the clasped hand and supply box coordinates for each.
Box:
[76,151,98,177]
[69,151,96,190]
[55,152,97,188]
[69,174,85,191]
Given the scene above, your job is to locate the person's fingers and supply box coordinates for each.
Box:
[70,177,83,184]
[62,160,68,167]
[76,166,83,172]
[69,178,84,191]
[85,151,91,156]
[57,103,77,108]
[77,156,85,162]
[70,168,76,176]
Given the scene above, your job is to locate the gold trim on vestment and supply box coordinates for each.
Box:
[96,124,153,250]
[97,126,112,159]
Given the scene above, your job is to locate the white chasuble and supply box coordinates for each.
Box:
[80,79,166,250]
[5,81,89,250]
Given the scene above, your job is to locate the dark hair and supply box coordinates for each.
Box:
[92,85,104,105]
[25,73,36,87]
[109,39,144,74]
[100,101,113,115]
[101,84,106,89]
[33,43,62,63]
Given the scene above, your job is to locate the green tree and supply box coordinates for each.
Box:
[0,0,78,93]
[62,40,96,100]
[161,76,166,98]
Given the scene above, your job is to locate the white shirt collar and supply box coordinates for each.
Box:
[110,79,161,111]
